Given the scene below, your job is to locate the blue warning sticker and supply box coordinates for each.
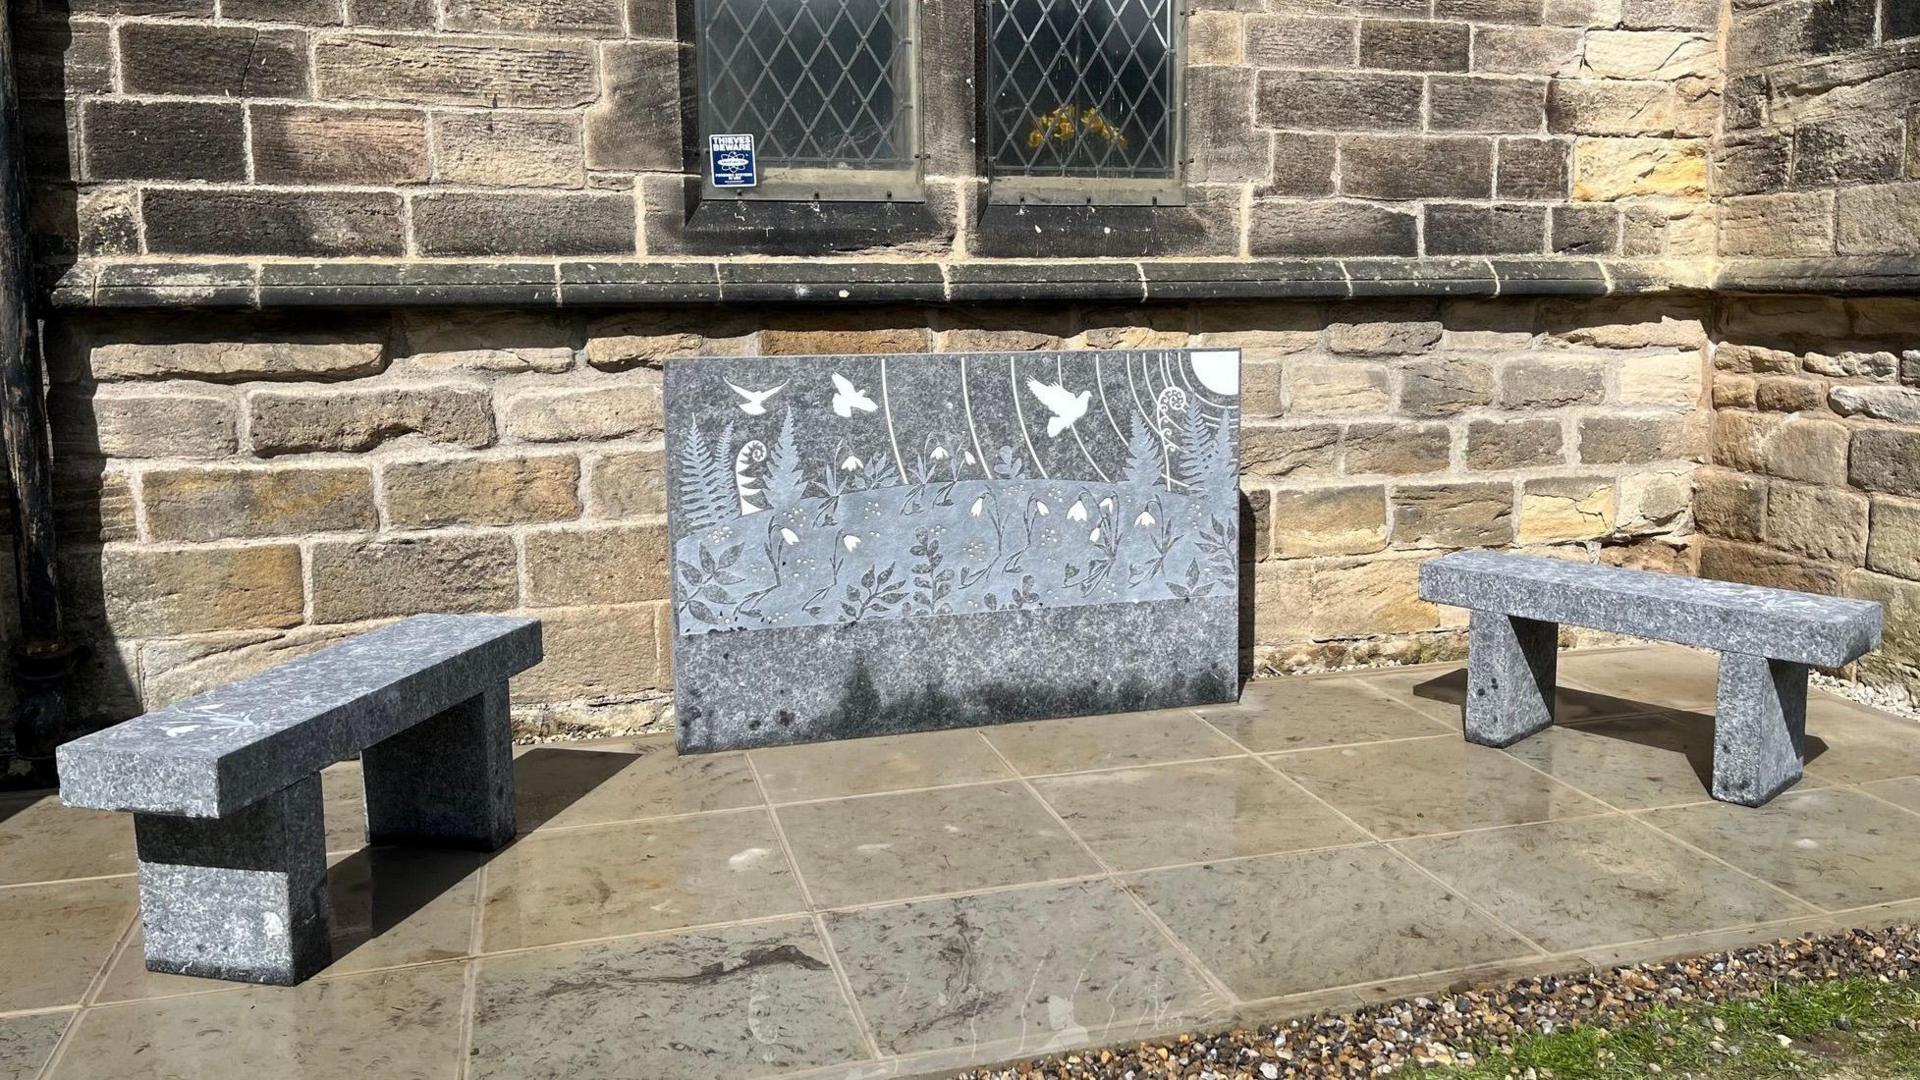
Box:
[709,134,757,188]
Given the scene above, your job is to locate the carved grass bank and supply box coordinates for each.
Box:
[667,349,1242,751]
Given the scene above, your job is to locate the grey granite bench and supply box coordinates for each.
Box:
[57,614,542,985]
[1419,551,1883,808]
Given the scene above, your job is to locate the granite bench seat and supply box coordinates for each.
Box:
[1419,551,1883,808]
[57,614,542,985]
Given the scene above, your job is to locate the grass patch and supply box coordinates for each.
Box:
[1428,977,1920,1079]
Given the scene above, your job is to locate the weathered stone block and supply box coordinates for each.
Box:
[1546,298,1709,350]
[143,466,377,542]
[1851,428,1920,498]
[1718,192,1835,260]
[1248,199,1417,256]
[1425,203,1547,254]
[1499,357,1606,407]
[1434,0,1542,21]
[1550,204,1619,254]
[1244,423,1341,479]
[1498,137,1573,199]
[1581,30,1715,79]
[443,0,623,34]
[759,320,930,355]
[1185,67,1272,184]
[313,34,599,107]
[384,454,582,527]
[1328,307,1442,355]
[1766,482,1869,564]
[1340,135,1494,199]
[399,311,575,374]
[1713,132,1792,196]
[501,382,663,442]
[1693,467,1766,542]
[348,0,435,25]
[1518,476,1616,543]
[1831,385,1920,424]
[1703,537,1844,595]
[1549,80,1681,137]
[1792,115,1904,187]
[585,42,682,172]
[222,0,340,21]
[1473,26,1583,75]
[1287,362,1390,415]
[512,604,663,704]
[414,192,635,257]
[1837,182,1920,256]
[51,390,238,459]
[1766,417,1852,485]
[143,189,405,257]
[249,385,495,455]
[586,313,733,371]
[1256,554,1439,642]
[119,23,310,97]
[1269,486,1389,558]
[587,449,667,518]
[1713,374,1757,409]
[1617,467,1691,536]
[1572,137,1707,199]
[251,105,430,185]
[434,112,585,188]
[1468,417,1564,469]
[1867,497,1920,580]
[1343,421,1451,475]
[1187,12,1245,64]
[1579,414,1699,464]
[1359,18,1469,71]
[1754,376,1828,413]
[88,336,385,383]
[1401,358,1494,416]
[1244,14,1356,68]
[1618,352,1703,406]
[1428,76,1548,133]
[90,544,305,637]
[1622,0,1717,29]
[1255,71,1424,131]
[1391,482,1516,548]
[524,523,669,606]
[309,533,519,623]
[1727,0,1874,70]
[83,100,245,181]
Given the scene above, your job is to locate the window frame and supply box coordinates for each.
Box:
[977,0,1188,207]
[692,0,926,203]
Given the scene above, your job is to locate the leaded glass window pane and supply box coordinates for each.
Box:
[697,0,915,181]
[986,0,1178,181]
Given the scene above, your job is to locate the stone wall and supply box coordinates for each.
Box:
[40,297,1707,734]
[1714,0,1920,262]
[13,0,1722,265]
[1701,294,1920,708]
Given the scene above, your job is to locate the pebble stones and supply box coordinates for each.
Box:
[953,925,1920,1079]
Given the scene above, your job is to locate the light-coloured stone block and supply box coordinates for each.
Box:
[142,466,377,542]
[523,522,670,605]
[383,454,582,527]
[502,382,663,442]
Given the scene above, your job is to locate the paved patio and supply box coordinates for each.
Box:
[5,645,1920,1080]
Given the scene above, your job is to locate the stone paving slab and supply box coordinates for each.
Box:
[3,644,1919,1080]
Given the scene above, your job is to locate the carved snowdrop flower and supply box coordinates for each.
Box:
[780,528,800,545]
[964,449,977,466]
[1135,509,1155,527]
[970,496,986,518]
[930,446,949,461]
[1032,500,1051,516]
[842,534,862,552]
[1067,499,1087,522]
[841,454,864,471]
[1089,528,1102,543]
[1098,496,1114,512]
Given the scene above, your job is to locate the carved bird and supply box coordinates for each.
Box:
[1026,378,1091,438]
[830,372,878,418]
[726,380,785,416]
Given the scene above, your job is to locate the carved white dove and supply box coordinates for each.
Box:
[726,380,785,416]
[1026,378,1091,438]
[830,372,878,418]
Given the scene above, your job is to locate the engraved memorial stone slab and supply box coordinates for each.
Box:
[668,349,1242,752]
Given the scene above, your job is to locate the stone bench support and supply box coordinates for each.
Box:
[1421,552,1882,808]
[59,615,542,985]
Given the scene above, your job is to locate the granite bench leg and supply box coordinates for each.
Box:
[362,683,516,850]
[1711,654,1809,807]
[132,774,332,985]
[1464,610,1559,748]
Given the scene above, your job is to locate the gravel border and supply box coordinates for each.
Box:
[951,925,1920,1079]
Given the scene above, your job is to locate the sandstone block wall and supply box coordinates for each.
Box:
[1714,0,1920,260]
[1701,295,1920,707]
[38,298,1707,734]
[13,0,1724,263]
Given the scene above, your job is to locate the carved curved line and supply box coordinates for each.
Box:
[959,355,989,479]
[1058,355,1111,484]
[1009,355,1049,480]
[1093,353,1127,443]
[879,357,907,479]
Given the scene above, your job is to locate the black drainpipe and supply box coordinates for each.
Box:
[0,6,76,785]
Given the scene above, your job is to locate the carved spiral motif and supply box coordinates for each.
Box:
[1156,387,1188,416]
[736,440,768,467]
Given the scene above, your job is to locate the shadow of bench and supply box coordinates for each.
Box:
[1420,551,1882,808]
[56,614,542,985]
